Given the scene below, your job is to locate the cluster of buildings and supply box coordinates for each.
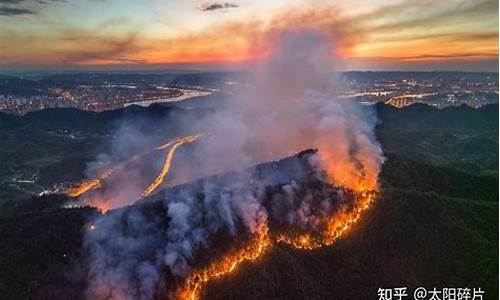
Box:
[0,72,498,115]
[0,84,182,115]
[344,73,498,108]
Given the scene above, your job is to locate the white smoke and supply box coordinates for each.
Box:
[188,29,383,190]
[84,28,384,299]
[85,208,163,300]
[85,174,270,299]
[161,178,268,277]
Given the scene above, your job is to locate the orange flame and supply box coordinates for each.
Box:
[175,188,376,299]
[275,190,376,250]
[84,195,112,213]
[74,138,377,300]
[65,168,116,197]
[64,135,198,198]
[142,135,200,197]
[65,179,102,197]
[177,230,271,300]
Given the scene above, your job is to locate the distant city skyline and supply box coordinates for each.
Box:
[0,0,498,72]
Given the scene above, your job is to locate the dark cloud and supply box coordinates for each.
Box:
[0,0,66,17]
[200,2,238,11]
[0,7,33,15]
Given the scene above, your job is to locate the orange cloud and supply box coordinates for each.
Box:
[0,0,497,71]
[115,7,361,66]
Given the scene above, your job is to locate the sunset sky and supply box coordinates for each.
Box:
[0,0,498,71]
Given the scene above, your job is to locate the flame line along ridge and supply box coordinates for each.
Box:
[275,190,376,249]
[176,230,271,300]
[176,190,376,300]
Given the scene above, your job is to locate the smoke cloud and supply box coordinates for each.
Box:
[83,27,384,299]
[191,29,383,191]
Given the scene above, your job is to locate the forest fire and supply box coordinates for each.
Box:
[142,134,200,197]
[65,179,101,197]
[64,135,199,200]
[83,195,112,213]
[174,187,377,299]
[275,189,377,250]
[177,230,271,300]
[84,30,385,300]
[84,147,382,300]
[65,168,116,197]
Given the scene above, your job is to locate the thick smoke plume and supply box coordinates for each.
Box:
[85,173,270,299]
[192,29,383,191]
[84,28,383,300]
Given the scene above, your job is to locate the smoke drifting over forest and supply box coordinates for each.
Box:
[82,28,384,300]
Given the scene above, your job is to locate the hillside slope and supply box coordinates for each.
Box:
[0,103,497,299]
[203,161,498,299]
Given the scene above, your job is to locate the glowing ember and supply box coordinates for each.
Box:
[157,139,179,150]
[63,162,117,197]
[176,189,376,300]
[84,195,112,213]
[177,230,271,300]
[77,136,377,300]
[275,190,376,250]
[65,179,102,197]
[64,135,199,199]
[142,134,200,197]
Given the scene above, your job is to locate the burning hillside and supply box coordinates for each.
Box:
[142,134,201,197]
[77,29,383,300]
[85,149,378,300]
